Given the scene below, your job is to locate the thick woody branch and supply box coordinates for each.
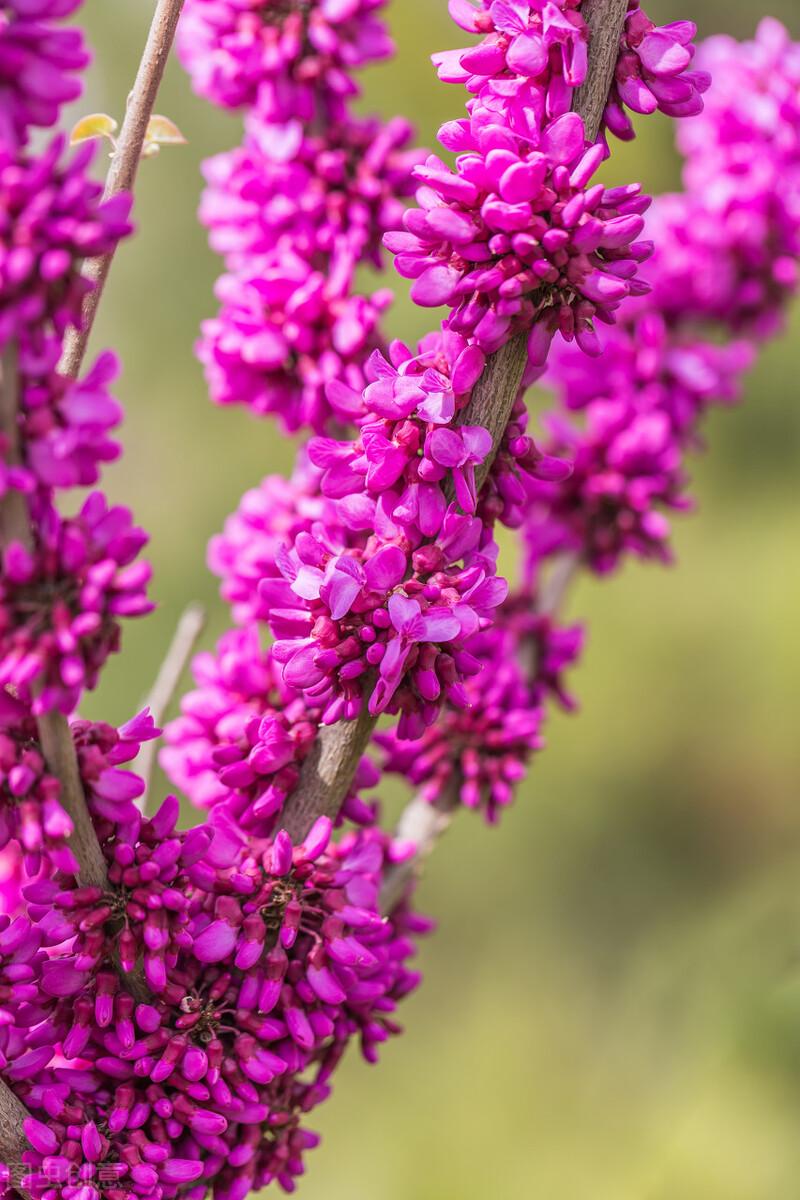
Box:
[139,603,206,813]
[58,0,186,380]
[573,0,629,131]
[282,700,378,843]
[280,0,629,843]
[36,710,108,891]
[0,1077,32,1193]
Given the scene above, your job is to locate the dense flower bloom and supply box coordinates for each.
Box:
[677,16,800,184]
[16,819,425,1197]
[0,690,77,874]
[378,604,582,821]
[663,20,800,335]
[388,113,651,356]
[0,0,89,149]
[0,138,132,348]
[73,708,159,834]
[12,348,124,491]
[199,251,392,434]
[0,493,152,714]
[435,0,590,122]
[162,629,380,831]
[0,912,56,1077]
[265,510,508,736]
[641,192,800,339]
[378,623,542,822]
[549,309,754,437]
[308,339,490,537]
[525,396,690,573]
[201,112,424,272]
[603,3,710,140]
[177,0,393,119]
[208,466,339,626]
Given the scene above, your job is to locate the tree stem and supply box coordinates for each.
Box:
[58,0,186,380]
[279,0,629,844]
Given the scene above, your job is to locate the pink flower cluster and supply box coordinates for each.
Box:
[384,0,695,363]
[389,116,651,358]
[0,493,152,714]
[0,0,88,149]
[523,18,800,577]
[200,0,710,766]
[181,0,426,434]
[4,794,424,1197]
[161,626,380,832]
[378,610,582,823]
[604,3,710,139]
[178,0,393,120]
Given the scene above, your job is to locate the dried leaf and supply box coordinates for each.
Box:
[70,113,118,146]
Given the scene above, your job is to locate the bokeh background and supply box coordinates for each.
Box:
[73,2,800,1196]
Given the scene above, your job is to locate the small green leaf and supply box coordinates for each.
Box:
[70,112,118,147]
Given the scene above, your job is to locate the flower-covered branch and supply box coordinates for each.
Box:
[1,0,799,1196]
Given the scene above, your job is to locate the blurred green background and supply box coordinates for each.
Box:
[73,1,800,1196]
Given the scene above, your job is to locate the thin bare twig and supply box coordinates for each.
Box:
[280,0,629,844]
[36,710,109,890]
[138,603,206,812]
[58,0,187,380]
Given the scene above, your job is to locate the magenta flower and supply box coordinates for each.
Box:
[199,251,392,434]
[526,397,690,573]
[0,138,132,348]
[265,517,507,735]
[17,348,123,491]
[549,309,754,436]
[208,464,351,626]
[379,622,543,822]
[177,0,394,119]
[17,818,424,1198]
[0,695,77,876]
[604,2,710,140]
[0,0,88,148]
[309,340,496,540]
[436,0,589,122]
[201,112,424,272]
[0,493,152,713]
[387,113,651,357]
